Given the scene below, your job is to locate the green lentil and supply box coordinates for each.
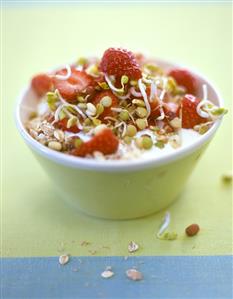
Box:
[77,103,87,110]
[77,96,86,103]
[142,135,153,150]
[77,57,87,66]
[132,99,145,107]
[155,141,165,149]
[98,82,109,90]
[123,136,133,145]
[135,137,144,149]
[92,118,102,126]
[67,116,77,128]
[126,125,137,137]
[96,103,104,116]
[100,96,112,107]
[136,118,147,130]
[136,107,148,118]
[119,110,129,121]
[84,118,92,126]
[74,137,83,148]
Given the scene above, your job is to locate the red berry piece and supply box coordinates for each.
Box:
[31,73,53,96]
[182,94,207,129]
[100,48,142,80]
[53,68,93,102]
[55,118,80,133]
[168,69,197,95]
[92,90,118,122]
[71,128,119,157]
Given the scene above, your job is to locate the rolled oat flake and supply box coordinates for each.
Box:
[126,269,143,281]
[128,241,139,253]
[59,254,70,265]
[101,269,114,279]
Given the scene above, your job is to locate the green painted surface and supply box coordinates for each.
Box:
[1,4,232,257]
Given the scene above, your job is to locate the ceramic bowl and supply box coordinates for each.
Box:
[15,59,223,219]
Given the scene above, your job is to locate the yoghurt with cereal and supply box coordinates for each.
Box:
[26,47,227,160]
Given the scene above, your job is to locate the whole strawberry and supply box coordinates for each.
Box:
[71,128,119,157]
[182,94,207,129]
[100,48,142,80]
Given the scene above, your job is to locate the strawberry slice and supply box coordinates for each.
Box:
[31,73,53,96]
[55,118,80,133]
[100,48,142,80]
[168,69,197,95]
[182,94,207,128]
[53,68,94,102]
[71,128,119,157]
[92,90,118,122]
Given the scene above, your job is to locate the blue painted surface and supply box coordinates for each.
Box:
[1,256,232,299]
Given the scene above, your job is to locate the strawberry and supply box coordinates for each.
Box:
[31,73,53,96]
[182,94,207,128]
[100,48,142,79]
[53,68,94,102]
[92,90,118,122]
[168,69,197,95]
[55,118,80,133]
[71,128,119,157]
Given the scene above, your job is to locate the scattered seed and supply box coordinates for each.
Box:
[126,269,143,281]
[158,231,178,240]
[101,269,114,279]
[72,268,79,272]
[59,254,70,265]
[88,250,97,255]
[222,172,232,184]
[48,141,62,151]
[128,241,139,253]
[185,224,200,237]
[80,241,91,246]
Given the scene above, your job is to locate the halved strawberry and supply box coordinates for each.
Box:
[182,94,207,128]
[100,48,142,79]
[92,90,118,122]
[55,118,80,133]
[168,69,197,95]
[31,73,53,96]
[71,128,119,157]
[53,68,94,103]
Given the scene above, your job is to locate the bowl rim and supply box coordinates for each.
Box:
[15,58,224,172]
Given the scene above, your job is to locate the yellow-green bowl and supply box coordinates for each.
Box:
[15,59,223,219]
